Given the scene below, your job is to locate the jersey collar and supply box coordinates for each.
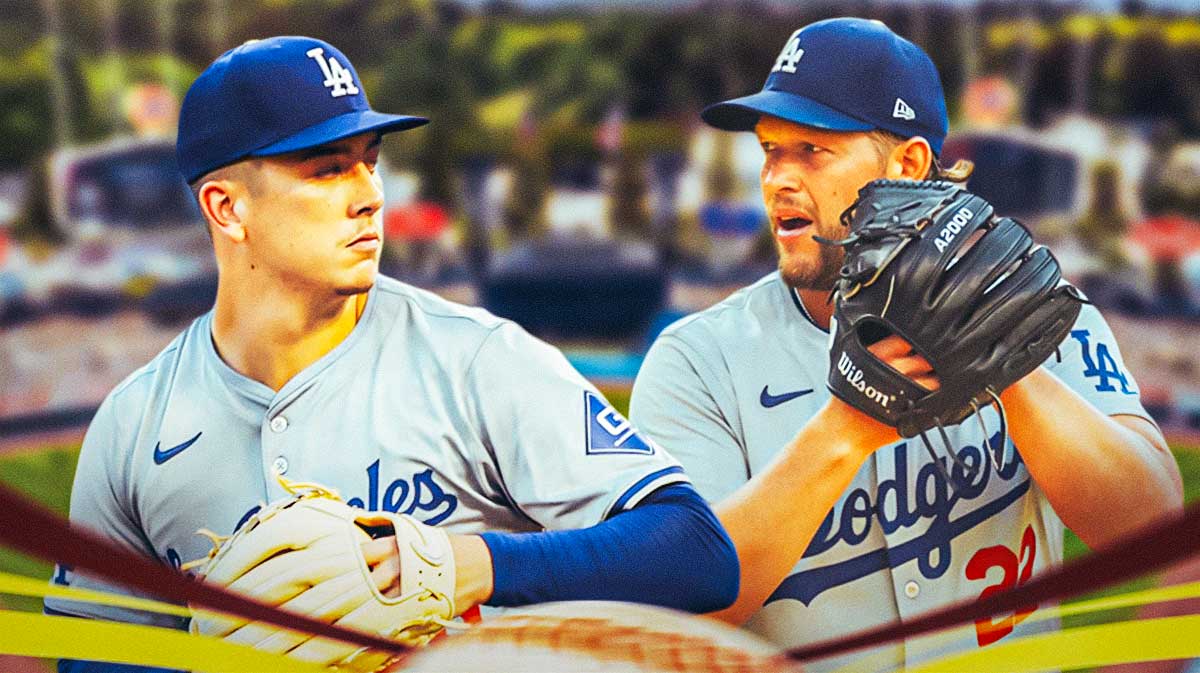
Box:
[788,283,829,334]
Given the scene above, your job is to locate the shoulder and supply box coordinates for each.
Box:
[374,276,508,336]
[104,318,202,415]
[83,316,206,458]
[656,272,792,350]
[371,276,560,371]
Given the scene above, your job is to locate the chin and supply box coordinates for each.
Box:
[777,247,840,291]
[334,284,373,298]
[333,271,378,297]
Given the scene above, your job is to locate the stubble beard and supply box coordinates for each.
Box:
[777,219,847,291]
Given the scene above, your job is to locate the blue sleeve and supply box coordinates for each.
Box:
[58,662,182,673]
[479,483,738,613]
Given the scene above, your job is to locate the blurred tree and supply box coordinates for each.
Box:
[610,148,650,241]
[1075,161,1130,269]
[0,41,57,170]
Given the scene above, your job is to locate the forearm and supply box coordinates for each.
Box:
[1001,367,1183,549]
[476,484,738,613]
[711,399,892,625]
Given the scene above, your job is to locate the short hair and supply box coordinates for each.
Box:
[188,161,259,205]
[187,161,259,239]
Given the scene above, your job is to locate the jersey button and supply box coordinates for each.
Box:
[904,580,920,599]
[272,456,289,475]
[270,416,288,433]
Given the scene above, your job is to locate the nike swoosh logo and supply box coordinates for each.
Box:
[153,432,203,465]
[760,385,814,408]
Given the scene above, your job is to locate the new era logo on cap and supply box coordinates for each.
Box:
[893,98,915,121]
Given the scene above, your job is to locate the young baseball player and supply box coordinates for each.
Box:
[630,17,1183,672]
[46,36,737,672]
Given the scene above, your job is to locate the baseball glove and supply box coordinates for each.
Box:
[187,478,456,672]
[821,179,1084,463]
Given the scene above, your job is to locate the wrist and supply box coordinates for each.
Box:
[998,365,1049,409]
[815,397,900,456]
[449,534,493,612]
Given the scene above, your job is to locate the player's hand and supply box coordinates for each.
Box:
[867,335,939,392]
[362,535,402,598]
[820,335,938,454]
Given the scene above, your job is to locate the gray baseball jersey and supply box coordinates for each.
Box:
[630,272,1149,671]
[48,276,686,626]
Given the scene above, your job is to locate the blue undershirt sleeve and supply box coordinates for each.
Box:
[479,483,738,613]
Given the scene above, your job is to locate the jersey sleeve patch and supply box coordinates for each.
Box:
[584,390,655,455]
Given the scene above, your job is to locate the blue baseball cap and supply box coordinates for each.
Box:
[177,36,428,183]
[702,18,948,154]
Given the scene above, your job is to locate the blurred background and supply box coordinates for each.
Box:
[1,0,1200,670]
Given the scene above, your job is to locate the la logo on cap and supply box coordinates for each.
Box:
[893,98,915,121]
[306,47,359,98]
[771,30,805,74]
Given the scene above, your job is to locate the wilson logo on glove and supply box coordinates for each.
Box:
[836,351,894,408]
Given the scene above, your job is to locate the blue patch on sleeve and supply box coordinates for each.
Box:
[584,391,654,455]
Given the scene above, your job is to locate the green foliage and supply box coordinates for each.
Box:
[0,445,80,613]
[0,39,57,170]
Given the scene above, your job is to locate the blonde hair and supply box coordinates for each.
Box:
[867,129,974,182]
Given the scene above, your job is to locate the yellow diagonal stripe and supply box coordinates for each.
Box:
[832,581,1200,673]
[904,615,1200,673]
[0,609,327,673]
[0,571,191,617]
[1056,580,1200,619]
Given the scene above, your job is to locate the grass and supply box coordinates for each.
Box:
[0,444,81,613]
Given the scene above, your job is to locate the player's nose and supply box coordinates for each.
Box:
[761,157,803,196]
[348,162,384,219]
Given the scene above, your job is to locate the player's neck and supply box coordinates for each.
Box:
[210,280,366,391]
[796,288,834,330]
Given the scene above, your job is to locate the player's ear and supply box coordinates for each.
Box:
[197,178,248,244]
[884,137,933,181]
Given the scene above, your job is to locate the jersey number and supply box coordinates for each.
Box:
[1069,329,1135,394]
[965,525,1037,647]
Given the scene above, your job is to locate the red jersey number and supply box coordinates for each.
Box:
[964,524,1038,647]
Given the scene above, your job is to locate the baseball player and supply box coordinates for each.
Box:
[630,18,1183,672]
[45,36,738,672]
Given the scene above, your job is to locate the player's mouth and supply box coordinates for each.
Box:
[774,215,813,239]
[347,231,380,252]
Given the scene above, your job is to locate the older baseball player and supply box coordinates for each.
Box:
[630,17,1183,672]
[46,36,737,672]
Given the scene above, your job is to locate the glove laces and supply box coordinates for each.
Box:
[915,387,1011,497]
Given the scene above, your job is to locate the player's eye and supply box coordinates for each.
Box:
[802,143,825,154]
[314,161,348,177]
